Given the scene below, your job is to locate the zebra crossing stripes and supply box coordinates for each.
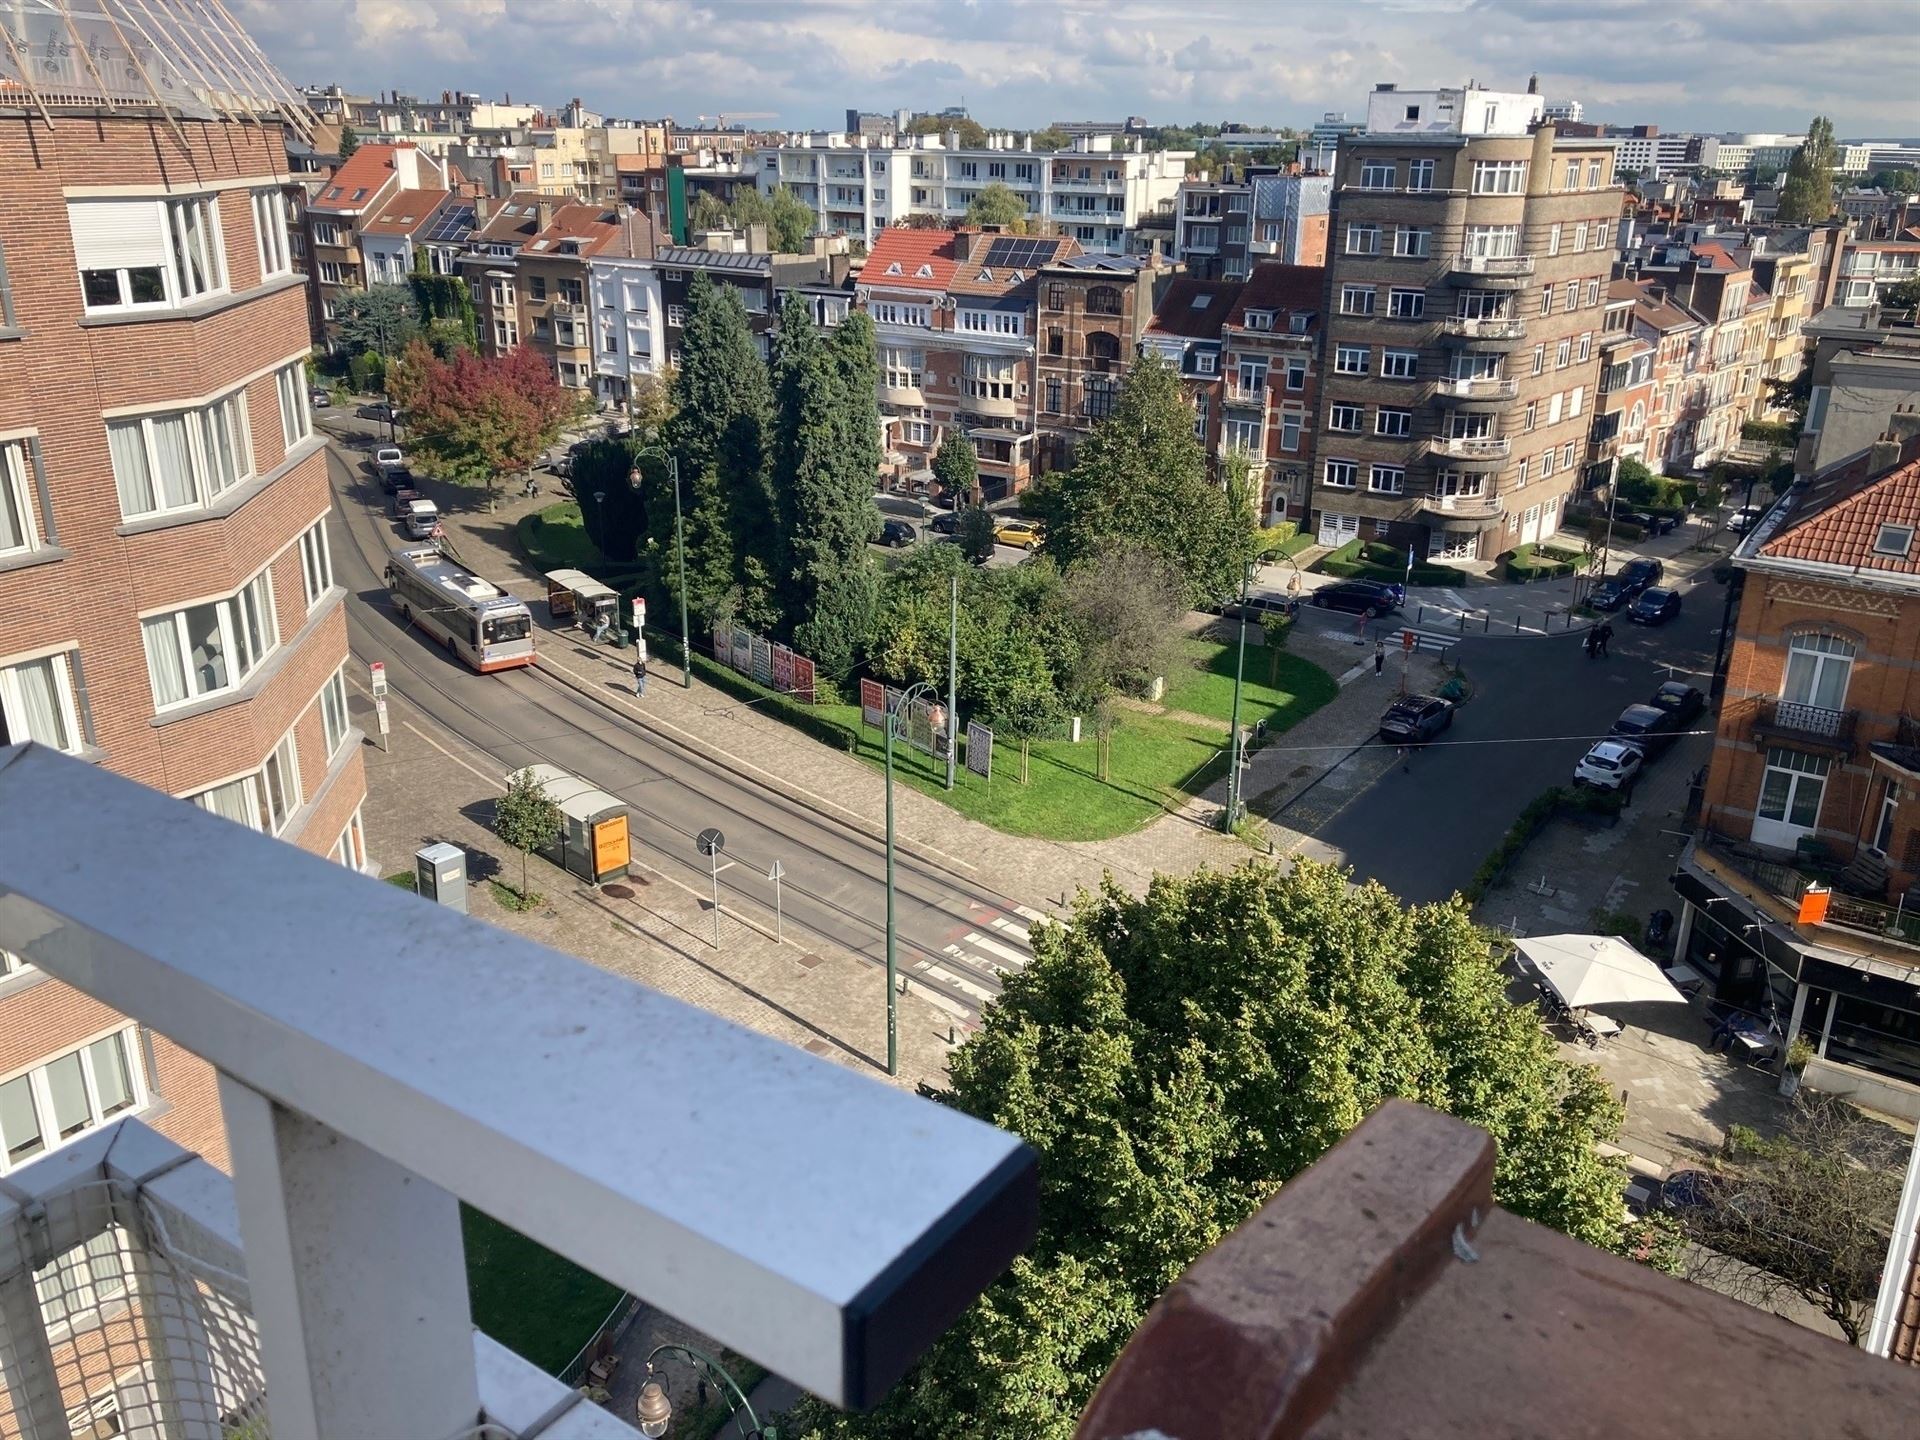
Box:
[909,903,1048,1020]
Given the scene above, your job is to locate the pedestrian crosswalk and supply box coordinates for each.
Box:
[910,904,1047,1021]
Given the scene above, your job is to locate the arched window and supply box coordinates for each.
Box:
[1085,331,1121,372]
[1627,400,1646,433]
[1086,285,1123,316]
[1783,632,1856,712]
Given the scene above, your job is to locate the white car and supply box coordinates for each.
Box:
[1574,739,1645,791]
[401,498,441,540]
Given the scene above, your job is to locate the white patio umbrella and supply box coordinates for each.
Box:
[1514,933,1688,1009]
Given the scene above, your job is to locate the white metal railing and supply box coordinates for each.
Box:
[1419,492,1505,517]
[1433,376,1519,400]
[1450,254,1535,277]
[0,744,1037,1437]
[1440,315,1527,340]
[1428,435,1511,460]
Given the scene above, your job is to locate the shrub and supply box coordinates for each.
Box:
[1742,419,1795,448]
[692,650,859,750]
[1314,537,1465,586]
[1463,787,1569,902]
[1505,542,1578,581]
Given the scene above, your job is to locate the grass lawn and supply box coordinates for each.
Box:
[692,636,1333,841]
[463,1205,623,1375]
[1160,637,1339,727]
[517,501,603,572]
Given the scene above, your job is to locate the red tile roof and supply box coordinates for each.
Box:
[1761,434,1920,575]
[1145,277,1244,340]
[526,202,627,257]
[1623,278,1703,334]
[360,188,450,239]
[862,228,960,292]
[311,144,411,213]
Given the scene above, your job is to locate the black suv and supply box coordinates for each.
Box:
[1618,558,1665,595]
[1648,681,1705,723]
[1379,694,1455,744]
[1308,580,1403,616]
[1609,702,1681,758]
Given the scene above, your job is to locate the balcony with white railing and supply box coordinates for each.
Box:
[1427,434,1512,461]
[1446,254,1535,285]
[1439,315,1528,343]
[1432,376,1519,402]
[0,743,1036,1440]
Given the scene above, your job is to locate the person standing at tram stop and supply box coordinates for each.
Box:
[633,657,648,697]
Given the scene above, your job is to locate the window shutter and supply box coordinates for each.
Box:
[68,199,166,271]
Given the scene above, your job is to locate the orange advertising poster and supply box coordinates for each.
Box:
[593,816,631,876]
[1796,886,1831,926]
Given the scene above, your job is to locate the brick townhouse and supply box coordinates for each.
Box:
[1583,284,1656,492]
[1218,264,1325,525]
[1673,429,1920,1119]
[1032,250,1166,476]
[860,227,1080,501]
[303,141,447,344]
[0,11,365,1188]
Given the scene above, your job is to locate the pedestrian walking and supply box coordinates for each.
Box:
[1597,621,1614,658]
[1584,627,1597,659]
[633,657,648,697]
[1374,640,1386,675]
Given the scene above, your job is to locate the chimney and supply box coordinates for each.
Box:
[535,199,557,233]
[1869,430,1905,475]
[1527,74,1539,94]
[475,195,494,224]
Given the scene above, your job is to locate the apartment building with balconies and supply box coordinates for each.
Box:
[303,141,445,342]
[1628,239,1775,463]
[1674,429,1920,1119]
[1176,171,1331,279]
[0,2,365,1183]
[518,204,645,392]
[861,227,1078,500]
[1583,285,1656,490]
[1751,246,1814,408]
[1310,84,1618,560]
[1032,252,1165,475]
[756,133,1187,253]
[1839,237,1920,308]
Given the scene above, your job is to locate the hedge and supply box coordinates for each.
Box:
[1313,538,1467,587]
[1464,784,1626,903]
[1741,419,1795,447]
[1504,542,1583,581]
[1272,531,1317,559]
[686,649,861,752]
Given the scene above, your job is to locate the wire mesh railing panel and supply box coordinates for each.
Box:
[0,1181,269,1440]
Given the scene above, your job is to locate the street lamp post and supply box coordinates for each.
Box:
[1222,562,1251,833]
[885,679,937,1076]
[635,1343,773,1439]
[632,448,693,687]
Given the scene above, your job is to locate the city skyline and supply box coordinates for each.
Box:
[238,0,1920,140]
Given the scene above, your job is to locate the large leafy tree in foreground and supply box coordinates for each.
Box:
[793,860,1626,1439]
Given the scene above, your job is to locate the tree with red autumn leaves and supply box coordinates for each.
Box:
[389,341,578,510]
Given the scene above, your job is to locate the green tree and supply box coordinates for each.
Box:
[1028,352,1254,607]
[1886,275,1920,309]
[773,297,884,674]
[333,284,421,359]
[932,435,979,506]
[493,768,560,905]
[337,123,359,159]
[792,860,1627,1440]
[570,436,651,563]
[668,272,777,628]
[728,184,814,252]
[1776,116,1837,224]
[688,190,730,233]
[1870,168,1919,194]
[956,505,996,565]
[1259,608,1294,684]
[964,181,1029,232]
[1026,128,1071,152]
[906,113,988,148]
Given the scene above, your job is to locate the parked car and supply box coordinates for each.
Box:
[401,498,441,540]
[930,511,960,535]
[1574,738,1646,791]
[1617,509,1655,532]
[374,446,410,488]
[1628,586,1682,625]
[1658,1168,1728,1216]
[1648,681,1706,724]
[1618,557,1664,594]
[1644,510,1681,535]
[1609,703,1682,758]
[994,518,1044,550]
[308,388,333,409]
[356,401,401,424]
[1728,506,1765,534]
[388,486,422,518]
[1587,576,1630,611]
[878,519,916,548]
[1308,579,1404,615]
[1379,694,1455,744]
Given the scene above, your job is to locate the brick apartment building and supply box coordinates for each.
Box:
[303,141,447,343]
[0,8,364,1182]
[1674,429,1920,1118]
[1311,84,1618,560]
[1032,251,1166,476]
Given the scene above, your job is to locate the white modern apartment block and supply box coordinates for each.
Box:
[1697,133,1872,176]
[1610,131,1699,178]
[1361,81,1545,137]
[1543,99,1585,123]
[589,253,665,410]
[756,133,1189,252]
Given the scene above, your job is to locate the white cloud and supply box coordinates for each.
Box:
[232,0,1918,138]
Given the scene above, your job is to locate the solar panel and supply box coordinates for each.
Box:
[984,236,1051,271]
[425,204,475,243]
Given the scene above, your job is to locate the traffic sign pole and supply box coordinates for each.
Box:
[769,859,785,943]
[632,596,647,663]
[374,698,390,753]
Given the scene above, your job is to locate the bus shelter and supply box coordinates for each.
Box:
[545,569,619,632]
[522,763,631,884]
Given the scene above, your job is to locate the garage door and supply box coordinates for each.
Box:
[1318,511,1359,547]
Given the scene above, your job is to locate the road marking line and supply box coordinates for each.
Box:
[933,951,1000,1002]
[990,916,1031,943]
[962,931,1029,967]
[1337,662,1369,686]
[1012,904,1047,923]
[906,969,974,1018]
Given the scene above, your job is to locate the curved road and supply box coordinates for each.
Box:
[323,445,1033,1021]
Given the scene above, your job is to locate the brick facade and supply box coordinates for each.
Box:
[0,111,364,1177]
[1033,255,1164,477]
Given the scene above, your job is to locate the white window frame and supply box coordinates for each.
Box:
[1279,413,1302,451]
[0,650,84,754]
[1223,417,1262,452]
[1358,162,1397,191]
[1339,285,1376,316]
[1367,465,1405,494]
[1374,409,1412,438]
[1345,223,1381,256]
[299,519,333,606]
[70,195,227,314]
[0,438,40,558]
[107,391,256,522]
[141,567,278,712]
[1334,344,1369,375]
[1329,403,1364,433]
[1323,459,1358,489]
[0,1027,145,1174]
[277,363,312,451]
[1471,160,1526,195]
[1380,350,1419,379]
[261,728,302,835]
[883,347,924,388]
[1393,227,1432,258]
[1577,332,1593,362]
[252,188,291,278]
[1407,159,1436,192]
[332,807,368,870]
[1285,357,1307,390]
[320,665,350,758]
[1386,288,1425,320]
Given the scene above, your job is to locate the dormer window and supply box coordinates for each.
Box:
[885,261,903,275]
[915,263,933,278]
[1243,309,1275,331]
[979,267,994,282]
[1875,522,1914,556]
[1290,313,1311,334]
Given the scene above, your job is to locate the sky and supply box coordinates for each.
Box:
[235,0,1920,141]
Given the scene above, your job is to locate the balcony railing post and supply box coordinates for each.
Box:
[220,1076,481,1440]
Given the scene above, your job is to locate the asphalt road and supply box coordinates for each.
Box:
[323,444,1034,1022]
[1282,576,1727,904]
